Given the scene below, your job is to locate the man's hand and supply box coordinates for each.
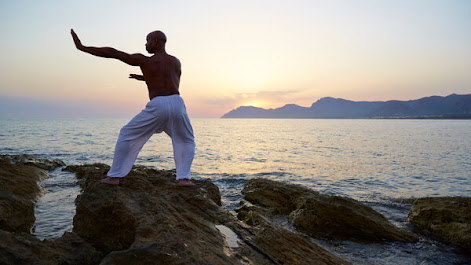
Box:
[71,29,84,50]
[129,74,145,81]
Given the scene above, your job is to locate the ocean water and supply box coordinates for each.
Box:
[1,118,470,264]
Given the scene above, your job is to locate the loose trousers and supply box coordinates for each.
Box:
[107,94,195,180]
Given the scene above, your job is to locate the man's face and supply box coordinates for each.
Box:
[145,36,155,54]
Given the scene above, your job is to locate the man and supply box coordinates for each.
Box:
[71,29,195,186]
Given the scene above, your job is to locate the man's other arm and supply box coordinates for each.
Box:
[71,29,146,66]
[129,74,145,81]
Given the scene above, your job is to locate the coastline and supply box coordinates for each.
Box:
[1,154,470,264]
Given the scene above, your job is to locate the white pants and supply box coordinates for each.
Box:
[107,95,195,180]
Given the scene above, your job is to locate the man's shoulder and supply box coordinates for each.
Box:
[147,53,180,67]
[167,54,180,61]
[167,54,181,66]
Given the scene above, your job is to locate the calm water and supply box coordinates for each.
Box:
[1,118,470,264]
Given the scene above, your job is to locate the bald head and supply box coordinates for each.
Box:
[148,31,166,43]
[146,31,167,54]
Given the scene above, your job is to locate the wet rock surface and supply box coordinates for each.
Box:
[70,164,347,264]
[408,197,471,254]
[0,157,348,265]
[0,156,102,265]
[8,155,468,263]
[0,154,65,170]
[236,201,349,264]
[241,178,418,243]
[0,156,48,233]
[0,230,102,265]
[0,155,471,264]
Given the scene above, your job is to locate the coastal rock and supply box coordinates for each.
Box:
[0,158,47,232]
[63,163,110,189]
[1,154,65,170]
[242,178,418,243]
[0,190,35,233]
[236,201,349,264]
[0,156,48,200]
[0,156,102,265]
[408,197,471,253]
[0,155,348,264]
[72,164,348,264]
[0,230,102,265]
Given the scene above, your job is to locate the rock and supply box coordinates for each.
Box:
[0,157,48,200]
[0,154,65,170]
[99,242,192,265]
[0,156,349,264]
[242,178,417,243]
[72,164,246,263]
[0,156,102,265]
[0,159,47,232]
[63,163,110,189]
[236,201,350,265]
[408,197,471,253]
[0,230,102,265]
[0,190,36,233]
[72,164,347,264]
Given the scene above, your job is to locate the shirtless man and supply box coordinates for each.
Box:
[71,29,195,186]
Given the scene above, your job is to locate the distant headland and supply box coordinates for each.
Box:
[221,94,471,119]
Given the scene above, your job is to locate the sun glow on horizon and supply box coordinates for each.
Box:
[240,99,271,109]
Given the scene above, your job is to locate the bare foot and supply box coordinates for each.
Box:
[178,179,196,187]
[100,177,120,185]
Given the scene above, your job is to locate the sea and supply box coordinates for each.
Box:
[1,118,470,265]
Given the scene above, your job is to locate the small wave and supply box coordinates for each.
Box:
[0,147,15,151]
[253,171,289,177]
[73,133,93,137]
[42,182,80,189]
[243,157,267,162]
[136,156,165,163]
[214,178,249,186]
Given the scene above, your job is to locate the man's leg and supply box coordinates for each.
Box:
[172,135,196,186]
[101,130,152,184]
[103,100,167,184]
[166,97,196,186]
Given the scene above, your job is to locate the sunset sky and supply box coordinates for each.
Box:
[1,0,470,118]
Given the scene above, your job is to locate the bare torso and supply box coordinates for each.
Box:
[140,53,181,100]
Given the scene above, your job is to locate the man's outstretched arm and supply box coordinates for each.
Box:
[71,29,145,66]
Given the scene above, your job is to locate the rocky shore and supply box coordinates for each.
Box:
[408,197,471,253]
[0,154,470,264]
[238,178,418,243]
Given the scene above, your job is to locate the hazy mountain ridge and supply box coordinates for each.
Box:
[221,94,471,119]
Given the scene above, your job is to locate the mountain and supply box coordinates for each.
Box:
[221,94,471,119]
